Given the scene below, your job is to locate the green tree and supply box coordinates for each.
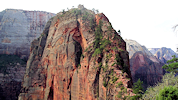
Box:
[62,9,65,14]
[131,79,144,100]
[93,20,103,50]
[92,20,103,57]
[156,86,178,100]
[89,17,96,31]
[142,72,178,100]
[118,30,121,35]
[96,10,99,14]
[162,55,178,73]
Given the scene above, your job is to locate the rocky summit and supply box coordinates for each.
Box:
[125,39,164,90]
[0,9,55,60]
[18,5,134,100]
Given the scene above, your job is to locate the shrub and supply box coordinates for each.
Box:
[113,77,118,83]
[117,81,123,88]
[121,86,125,90]
[142,72,178,99]
[92,48,101,57]
[115,54,121,66]
[103,80,107,87]
[156,86,178,100]
[100,39,111,50]
[89,17,96,31]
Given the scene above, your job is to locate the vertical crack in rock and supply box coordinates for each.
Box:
[93,54,103,98]
[74,40,82,67]
[47,80,54,100]
[93,71,100,98]
[73,21,82,68]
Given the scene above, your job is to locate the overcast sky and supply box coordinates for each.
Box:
[1,0,178,52]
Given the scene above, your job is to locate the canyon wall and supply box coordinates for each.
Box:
[0,9,55,59]
[125,39,164,90]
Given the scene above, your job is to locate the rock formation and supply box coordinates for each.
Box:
[125,39,164,90]
[0,9,55,59]
[18,6,134,100]
[149,47,178,64]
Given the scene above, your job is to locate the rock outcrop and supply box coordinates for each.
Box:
[18,6,134,100]
[149,47,178,64]
[125,39,164,90]
[0,9,55,59]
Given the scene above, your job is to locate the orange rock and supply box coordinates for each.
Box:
[18,5,133,100]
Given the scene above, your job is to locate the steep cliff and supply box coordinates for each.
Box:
[125,39,164,90]
[0,9,55,59]
[149,47,178,64]
[18,5,134,100]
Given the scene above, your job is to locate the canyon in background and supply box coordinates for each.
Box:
[0,6,177,100]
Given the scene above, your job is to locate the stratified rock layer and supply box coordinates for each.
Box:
[18,6,133,100]
[0,9,55,59]
[125,39,164,90]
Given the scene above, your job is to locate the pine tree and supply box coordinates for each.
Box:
[131,79,144,100]
[162,55,178,73]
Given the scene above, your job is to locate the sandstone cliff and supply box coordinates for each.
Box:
[18,5,134,100]
[0,9,55,59]
[149,47,178,64]
[125,39,164,90]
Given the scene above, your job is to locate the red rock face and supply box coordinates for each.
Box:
[19,7,134,100]
[130,51,164,89]
[125,39,164,90]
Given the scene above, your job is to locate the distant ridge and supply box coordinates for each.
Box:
[149,47,178,64]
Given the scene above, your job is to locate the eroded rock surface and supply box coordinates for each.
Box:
[18,6,134,100]
[0,9,55,59]
[125,39,164,90]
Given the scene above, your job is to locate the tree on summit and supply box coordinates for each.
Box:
[118,30,121,35]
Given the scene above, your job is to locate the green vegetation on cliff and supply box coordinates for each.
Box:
[0,54,26,74]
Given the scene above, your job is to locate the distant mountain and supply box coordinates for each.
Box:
[0,9,55,100]
[148,48,159,55]
[149,47,178,64]
[125,39,164,90]
[0,9,55,59]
